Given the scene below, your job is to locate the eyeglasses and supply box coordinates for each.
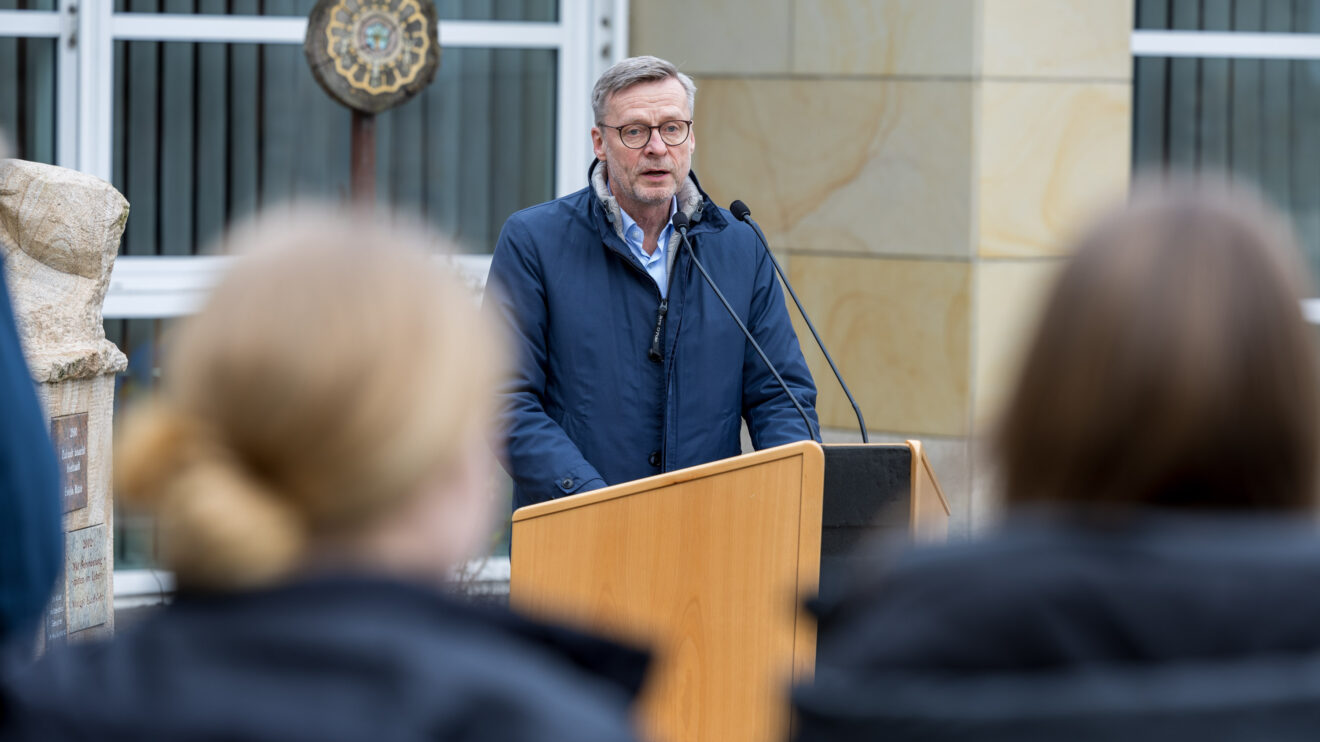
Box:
[598,120,693,149]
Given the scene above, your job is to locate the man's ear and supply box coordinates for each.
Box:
[591,127,607,161]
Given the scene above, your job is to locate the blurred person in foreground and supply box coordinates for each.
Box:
[0,212,645,741]
[0,135,63,652]
[793,180,1320,741]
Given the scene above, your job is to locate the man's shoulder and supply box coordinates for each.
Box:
[695,205,754,245]
[504,186,595,232]
[495,188,599,266]
[689,206,765,276]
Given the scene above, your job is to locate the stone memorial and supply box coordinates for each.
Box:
[0,159,128,648]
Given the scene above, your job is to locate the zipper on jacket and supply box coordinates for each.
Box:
[648,298,669,362]
[648,227,687,363]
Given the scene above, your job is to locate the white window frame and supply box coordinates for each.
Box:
[1130,27,1320,321]
[1132,30,1320,59]
[103,253,493,318]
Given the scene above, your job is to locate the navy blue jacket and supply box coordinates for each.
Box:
[794,511,1320,741]
[0,257,61,645]
[487,163,818,508]
[1,576,646,741]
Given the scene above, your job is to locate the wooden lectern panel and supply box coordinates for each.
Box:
[511,443,825,742]
[909,440,951,542]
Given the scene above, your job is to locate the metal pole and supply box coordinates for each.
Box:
[350,109,375,207]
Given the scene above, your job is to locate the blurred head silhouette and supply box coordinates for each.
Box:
[998,177,1320,513]
[116,209,505,591]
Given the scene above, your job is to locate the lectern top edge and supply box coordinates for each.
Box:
[511,440,827,523]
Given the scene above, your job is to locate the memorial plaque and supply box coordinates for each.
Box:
[51,412,89,513]
[45,568,66,647]
[65,524,109,633]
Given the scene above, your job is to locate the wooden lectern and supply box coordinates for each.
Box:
[509,441,949,742]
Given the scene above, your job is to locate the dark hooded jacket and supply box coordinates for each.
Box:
[0,256,62,646]
[1,576,647,742]
[486,162,818,508]
[794,511,1320,741]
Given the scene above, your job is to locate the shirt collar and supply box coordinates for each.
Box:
[609,181,679,252]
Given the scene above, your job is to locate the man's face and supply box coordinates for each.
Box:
[591,76,695,214]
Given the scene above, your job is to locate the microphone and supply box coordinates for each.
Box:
[729,200,869,443]
[671,212,819,443]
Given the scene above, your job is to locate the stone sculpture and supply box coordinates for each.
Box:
[0,159,129,647]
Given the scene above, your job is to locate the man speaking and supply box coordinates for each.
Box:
[487,56,818,509]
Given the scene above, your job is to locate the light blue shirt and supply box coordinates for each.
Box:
[616,195,678,299]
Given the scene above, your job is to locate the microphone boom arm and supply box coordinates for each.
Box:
[733,201,869,443]
[673,219,820,444]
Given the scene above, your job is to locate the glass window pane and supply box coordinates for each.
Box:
[435,0,557,22]
[114,0,315,15]
[112,0,558,21]
[105,316,169,570]
[0,36,57,164]
[112,41,556,256]
[0,0,58,9]
[1134,55,1320,281]
[1137,0,1318,31]
[379,46,557,253]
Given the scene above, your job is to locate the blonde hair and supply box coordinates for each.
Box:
[116,209,505,590]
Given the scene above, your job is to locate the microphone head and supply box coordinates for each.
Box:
[729,200,752,222]
[671,212,691,232]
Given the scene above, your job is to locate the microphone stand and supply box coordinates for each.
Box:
[672,214,819,444]
[730,201,869,443]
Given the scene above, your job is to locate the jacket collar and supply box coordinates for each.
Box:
[587,159,726,248]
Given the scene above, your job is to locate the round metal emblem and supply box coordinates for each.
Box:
[304,0,440,114]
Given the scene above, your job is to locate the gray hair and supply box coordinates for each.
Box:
[591,56,696,123]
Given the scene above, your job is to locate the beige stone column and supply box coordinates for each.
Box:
[0,159,129,646]
[633,0,1132,529]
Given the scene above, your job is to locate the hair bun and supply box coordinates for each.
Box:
[117,401,306,589]
[115,402,198,508]
[157,455,306,590]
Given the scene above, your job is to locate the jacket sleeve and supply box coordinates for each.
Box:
[0,257,63,643]
[485,217,606,505]
[741,245,820,448]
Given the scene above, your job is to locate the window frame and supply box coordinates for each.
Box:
[1132,29,1320,60]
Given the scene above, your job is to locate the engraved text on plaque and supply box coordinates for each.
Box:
[66,524,109,633]
[51,413,89,513]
